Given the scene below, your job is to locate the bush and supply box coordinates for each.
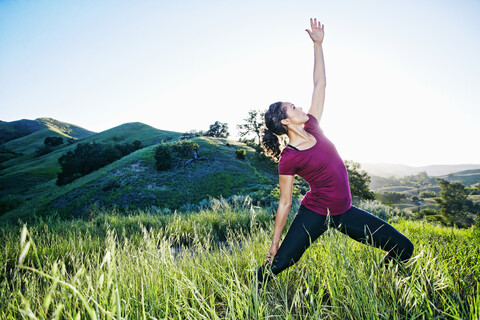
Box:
[356,199,407,221]
[235,149,246,160]
[0,195,25,215]
[154,144,174,171]
[375,191,406,204]
[419,190,437,198]
[172,141,199,158]
[56,141,143,185]
[44,136,63,147]
[417,208,438,217]
[35,145,52,156]
[154,140,199,171]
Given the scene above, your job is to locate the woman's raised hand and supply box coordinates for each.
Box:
[305,18,324,44]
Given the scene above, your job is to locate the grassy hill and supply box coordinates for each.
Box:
[361,162,480,178]
[437,168,480,186]
[0,133,278,223]
[2,118,96,154]
[1,206,478,318]
[0,120,183,198]
[78,122,179,146]
[0,119,42,144]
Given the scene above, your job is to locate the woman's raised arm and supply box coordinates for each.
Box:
[305,18,326,122]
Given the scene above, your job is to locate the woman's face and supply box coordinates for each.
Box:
[282,102,309,125]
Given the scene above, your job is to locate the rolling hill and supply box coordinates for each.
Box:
[2,117,478,224]
[1,118,96,154]
[1,137,278,223]
[360,162,480,178]
[0,119,184,200]
[0,117,278,223]
[437,169,480,186]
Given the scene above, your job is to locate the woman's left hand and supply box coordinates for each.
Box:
[306,18,324,44]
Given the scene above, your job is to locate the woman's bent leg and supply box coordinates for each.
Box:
[337,206,414,262]
[257,205,329,282]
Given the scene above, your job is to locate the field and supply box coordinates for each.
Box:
[1,200,479,319]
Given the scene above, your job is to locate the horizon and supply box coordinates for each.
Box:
[3,115,480,169]
[1,0,479,166]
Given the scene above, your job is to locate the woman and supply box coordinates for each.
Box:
[257,18,414,283]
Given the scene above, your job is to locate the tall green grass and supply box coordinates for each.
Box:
[1,201,478,319]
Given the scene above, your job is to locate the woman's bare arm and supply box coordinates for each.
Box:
[265,174,294,264]
[306,18,326,122]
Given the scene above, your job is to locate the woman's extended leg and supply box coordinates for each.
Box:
[337,206,414,262]
[257,205,329,282]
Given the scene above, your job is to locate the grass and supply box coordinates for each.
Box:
[0,123,182,203]
[1,201,479,319]
[1,136,278,223]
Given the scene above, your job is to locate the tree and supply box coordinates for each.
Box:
[345,160,375,201]
[154,144,174,171]
[206,121,229,138]
[44,136,63,147]
[154,140,200,171]
[434,178,469,220]
[56,141,143,185]
[237,109,265,146]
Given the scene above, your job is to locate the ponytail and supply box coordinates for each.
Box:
[261,102,288,161]
[261,128,282,161]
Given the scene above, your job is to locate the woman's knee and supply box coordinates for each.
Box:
[271,251,301,274]
[400,237,414,261]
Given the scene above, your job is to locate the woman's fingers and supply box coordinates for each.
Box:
[309,18,323,30]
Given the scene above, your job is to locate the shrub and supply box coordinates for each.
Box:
[419,190,437,198]
[44,136,63,147]
[375,191,406,204]
[357,199,407,221]
[154,144,174,171]
[172,141,199,158]
[0,195,25,215]
[35,145,52,156]
[417,208,438,217]
[235,149,246,160]
[154,140,199,171]
[56,141,143,185]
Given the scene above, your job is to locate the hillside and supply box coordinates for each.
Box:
[1,118,96,154]
[437,168,480,186]
[360,162,480,178]
[0,119,43,144]
[0,135,278,223]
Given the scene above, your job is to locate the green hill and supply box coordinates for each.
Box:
[2,118,96,154]
[74,121,178,146]
[438,169,480,186]
[0,130,278,223]
[0,120,183,200]
[0,119,42,144]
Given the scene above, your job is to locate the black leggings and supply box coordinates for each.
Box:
[257,205,414,282]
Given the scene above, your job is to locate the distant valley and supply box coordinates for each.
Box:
[359,162,480,178]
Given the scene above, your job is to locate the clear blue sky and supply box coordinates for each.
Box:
[1,0,479,166]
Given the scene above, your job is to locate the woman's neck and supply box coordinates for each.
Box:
[286,124,311,146]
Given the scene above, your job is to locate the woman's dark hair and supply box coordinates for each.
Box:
[261,101,288,161]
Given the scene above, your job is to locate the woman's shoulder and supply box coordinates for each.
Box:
[278,147,298,175]
[305,113,322,134]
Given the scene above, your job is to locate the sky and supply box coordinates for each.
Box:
[1,0,479,166]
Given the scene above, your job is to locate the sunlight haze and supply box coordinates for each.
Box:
[1,0,479,166]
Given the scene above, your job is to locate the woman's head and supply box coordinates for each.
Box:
[262,101,309,160]
[261,102,288,161]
